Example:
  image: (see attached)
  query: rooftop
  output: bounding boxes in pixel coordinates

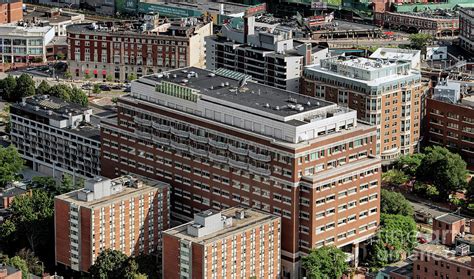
[163,207,279,244]
[436,213,465,224]
[56,175,169,208]
[24,9,83,24]
[0,23,53,36]
[139,0,252,16]
[370,48,420,62]
[415,243,473,266]
[139,67,335,118]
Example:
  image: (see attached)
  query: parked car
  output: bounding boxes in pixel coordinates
[99,85,111,91]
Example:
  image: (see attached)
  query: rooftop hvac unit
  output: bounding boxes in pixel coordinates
[455,243,470,256]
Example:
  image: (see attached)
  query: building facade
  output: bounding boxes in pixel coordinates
[0,0,23,24]
[100,67,381,278]
[459,8,474,53]
[302,56,425,164]
[206,16,328,92]
[425,80,474,165]
[0,23,54,70]
[66,18,212,82]
[375,11,459,37]
[54,175,170,272]
[10,95,101,179]
[163,207,281,279]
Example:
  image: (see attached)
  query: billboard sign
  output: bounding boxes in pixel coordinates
[245,3,266,17]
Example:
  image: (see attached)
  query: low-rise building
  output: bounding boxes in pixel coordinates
[0,186,30,209]
[10,95,101,179]
[426,46,448,61]
[0,23,54,71]
[0,0,22,24]
[369,48,421,70]
[425,80,474,165]
[24,7,85,36]
[66,17,212,82]
[54,175,170,272]
[163,207,281,279]
[459,8,474,53]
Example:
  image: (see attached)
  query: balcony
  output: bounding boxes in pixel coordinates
[249,165,271,176]
[134,116,151,126]
[171,141,189,152]
[228,158,248,170]
[152,136,170,146]
[136,130,152,139]
[170,127,189,138]
[248,151,271,162]
[228,145,248,156]
[190,147,208,157]
[152,123,170,132]
[209,153,228,164]
[189,133,208,144]
[209,139,228,149]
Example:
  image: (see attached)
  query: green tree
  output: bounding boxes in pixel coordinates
[369,214,417,268]
[93,84,102,95]
[128,73,137,81]
[6,256,28,279]
[30,176,56,194]
[381,189,414,216]
[135,254,158,279]
[84,73,91,80]
[382,169,409,186]
[0,146,24,187]
[35,80,51,96]
[302,246,349,279]
[0,219,18,254]
[64,71,72,80]
[48,84,72,101]
[413,181,440,200]
[0,75,17,101]
[59,174,74,194]
[106,75,114,82]
[416,146,468,201]
[14,74,36,101]
[395,153,425,177]
[8,190,54,254]
[56,52,65,60]
[70,87,88,106]
[408,33,433,54]
[89,249,128,279]
[16,249,43,276]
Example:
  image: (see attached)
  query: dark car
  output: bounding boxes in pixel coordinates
[99,85,111,91]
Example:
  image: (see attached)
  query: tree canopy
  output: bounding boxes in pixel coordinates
[302,246,349,279]
[408,33,433,52]
[382,169,409,186]
[0,145,24,187]
[369,214,417,268]
[47,84,88,106]
[15,74,36,100]
[416,146,468,201]
[89,249,143,279]
[380,189,414,216]
[0,75,17,101]
[395,153,425,177]
[35,80,51,96]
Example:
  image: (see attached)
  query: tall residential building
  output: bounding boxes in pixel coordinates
[426,80,474,165]
[205,16,329,92]
[54,175,170,272]
[302,56,426,164]
[163,207,281,279]
[100,67,381,278]
[459,8,474,53]
[10,95,101,179]
[0,0,23,24]
[66,17,212,82]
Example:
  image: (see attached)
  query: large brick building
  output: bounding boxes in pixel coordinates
[163,207,281,279]
[302,56,426,164]
[459,8,474,53]
[0,0,22,25]
[425,80,474,166]
[100,67,381,278]
[66,17,212,82]
[54,175,170,272]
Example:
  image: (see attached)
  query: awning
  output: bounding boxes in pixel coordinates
[93,69,98,75]
[102,70,107,75]
[384,31,394,36]
[84,69,90,74]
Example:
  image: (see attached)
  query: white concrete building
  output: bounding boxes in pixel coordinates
[370,47,421,70]
[10,95,101,180]
[426,46,448,61]
[0,23,54,65]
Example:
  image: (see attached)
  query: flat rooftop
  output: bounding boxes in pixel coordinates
[415,243,472,266]
[140,67,334,118]
[24,11,74,24]
[0,24,53,36]
[436,213,465,224]
[370,48,420,61]
[141,0,251,15]
[56,176,169,208]
[164,207,279,244]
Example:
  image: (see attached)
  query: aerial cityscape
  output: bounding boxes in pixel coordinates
[0,0,472,278]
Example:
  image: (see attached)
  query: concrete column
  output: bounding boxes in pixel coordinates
[352,242,359,267]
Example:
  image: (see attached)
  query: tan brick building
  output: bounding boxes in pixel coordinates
[100,67,381,278]
[302,56,426,165]
[0,0,22,25]
[163,207,281,279]
[54,175,170,272]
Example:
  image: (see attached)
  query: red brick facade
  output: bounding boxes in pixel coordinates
[0,0,22,24]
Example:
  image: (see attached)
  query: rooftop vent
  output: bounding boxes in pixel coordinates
[47,110,53,115]
[225,82,230,87]
[220,83,225,87]
[235,210,245,220]
[265,103,270,108]
[34,106,39,111]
